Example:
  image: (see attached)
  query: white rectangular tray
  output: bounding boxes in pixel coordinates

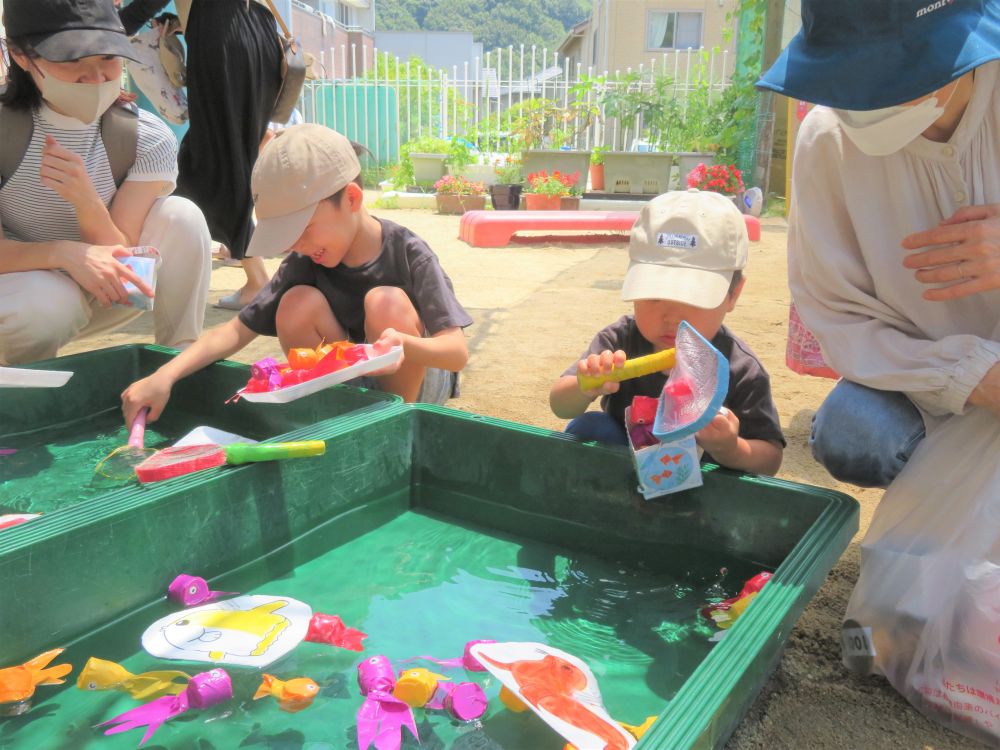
[0,366,73,388]
[239,345,403,404]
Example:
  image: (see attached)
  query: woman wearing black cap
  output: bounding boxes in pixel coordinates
[0,0,212,365]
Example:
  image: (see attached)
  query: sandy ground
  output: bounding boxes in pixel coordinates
[63,202,984,750]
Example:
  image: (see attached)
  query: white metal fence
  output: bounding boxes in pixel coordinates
[296,44,732,165]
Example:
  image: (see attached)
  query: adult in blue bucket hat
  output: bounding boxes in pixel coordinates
[761,3,1000,743]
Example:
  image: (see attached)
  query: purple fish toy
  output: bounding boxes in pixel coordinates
[426,680,488,721]
[100,668,232,747]
[406,639,495,672]
[356,656,418,750]
[166,574,236,607]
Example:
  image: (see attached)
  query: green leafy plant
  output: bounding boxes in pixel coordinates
[493,157,523,185]
[525,170,580,197]
[393,135,452,188]
[373,194,401,210]
[433,175,487,196]
[590,146,608,166]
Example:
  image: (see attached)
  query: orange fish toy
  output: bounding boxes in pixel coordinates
[471,642,636,750]
[0,649,73,715]
[253,674,320,713]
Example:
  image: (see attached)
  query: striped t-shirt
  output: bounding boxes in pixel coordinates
[0,102,178,243]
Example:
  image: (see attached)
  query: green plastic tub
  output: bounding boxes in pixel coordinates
[0,405,857,749]
[0,344,400,520]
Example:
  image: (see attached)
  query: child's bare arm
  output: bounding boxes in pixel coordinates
[373,326,468,372]
[549,350,627,419]
[121,317,258,425]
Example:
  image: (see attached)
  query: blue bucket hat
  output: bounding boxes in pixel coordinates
[757,0,1000,110]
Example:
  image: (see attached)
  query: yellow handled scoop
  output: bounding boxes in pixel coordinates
[577,348,676,391]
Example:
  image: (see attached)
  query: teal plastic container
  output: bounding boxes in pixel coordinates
[0,404,857,749]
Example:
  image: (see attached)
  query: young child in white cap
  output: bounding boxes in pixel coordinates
[123,124,471,425]
[549,189,784,475]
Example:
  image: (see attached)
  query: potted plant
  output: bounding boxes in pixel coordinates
[523,170,580,211]
[433,175,487,215]
[514,98,597,183]
[685,162,745,205]
[490,157,523,210]
[397,135,452,191]
[589,147,607,192]
[444,139,498,187]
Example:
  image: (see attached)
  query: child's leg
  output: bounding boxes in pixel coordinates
[275,285,348,352]
[363,286,424,402]
[565,411,629,446]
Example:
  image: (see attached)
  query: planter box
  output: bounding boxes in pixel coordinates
[490,184,522,210]
[674,151,717,189]
[435,193,487,215]
[447,163,498,187]
[604,151,675,195]
[410,152,449,186]
[560,196,581,210]
[521,149,590,183]
[523,193,563,210]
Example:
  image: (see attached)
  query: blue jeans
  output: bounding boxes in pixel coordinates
[565,411,629,446]
[811,381,926,488]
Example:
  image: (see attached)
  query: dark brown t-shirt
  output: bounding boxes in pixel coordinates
[563,316,786,449]
[239,218,473,340]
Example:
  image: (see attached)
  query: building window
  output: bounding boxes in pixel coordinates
[335,1,352,26]
[646,11,702,50]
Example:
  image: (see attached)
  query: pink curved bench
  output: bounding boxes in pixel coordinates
[459,210,761,248]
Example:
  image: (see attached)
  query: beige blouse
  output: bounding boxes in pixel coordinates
[788,61,1000,424]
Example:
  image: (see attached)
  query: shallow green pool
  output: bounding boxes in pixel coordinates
[0,509,762,749]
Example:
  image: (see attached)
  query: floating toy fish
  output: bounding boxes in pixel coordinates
[0,513,40,531]
[143,594,366,668]
[564,715,658,749]
[0,649,73,713]
[167,574,236,607]
[0,448,17,456]
[701,571,771,630]
[77,658,189,701]
[406,639,495,672]
[253,673,319,713]
[393,668,487,722]
[471,642,635,750]
[627,396,659,448]
[241,342,368,394]
[357,655,418,750]
[100,668,232,747]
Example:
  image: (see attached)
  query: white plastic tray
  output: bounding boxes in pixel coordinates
[0,366,73,388]
[239,345,403,404]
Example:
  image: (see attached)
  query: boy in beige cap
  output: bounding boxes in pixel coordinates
[549,189,784,475]
[122,125,471,423]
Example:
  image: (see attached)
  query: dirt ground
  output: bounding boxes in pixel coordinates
[63,202,984,750]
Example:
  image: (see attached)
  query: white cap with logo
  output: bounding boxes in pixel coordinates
[246,124,362,258]
[621,189,749,308]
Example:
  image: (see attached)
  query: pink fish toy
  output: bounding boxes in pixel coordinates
[166,574,236,607]
[356,656,418,750]
[428,680,488,721]
[406,639,496,672]
[627,396,659,449]
[307,613,367,652]
[100,668,232,747]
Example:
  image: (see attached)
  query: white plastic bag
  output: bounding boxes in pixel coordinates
[843,405,1000,745]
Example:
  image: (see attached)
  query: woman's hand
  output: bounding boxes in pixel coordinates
[902,204,1000,300]
[59,243,154,307]
[40,135,105,214]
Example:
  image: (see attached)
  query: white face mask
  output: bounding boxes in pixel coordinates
[833,82,959,157]
[37,75,121,125]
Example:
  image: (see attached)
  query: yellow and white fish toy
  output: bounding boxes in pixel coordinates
[253,674,320,713]
[76,657,190,701]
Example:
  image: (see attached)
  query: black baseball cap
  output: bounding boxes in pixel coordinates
[3,0,139,63]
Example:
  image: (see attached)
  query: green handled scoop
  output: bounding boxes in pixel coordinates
[135,441,325,483]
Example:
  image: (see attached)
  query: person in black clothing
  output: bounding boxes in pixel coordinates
[172,0,283,309]
[550,190,785,475]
